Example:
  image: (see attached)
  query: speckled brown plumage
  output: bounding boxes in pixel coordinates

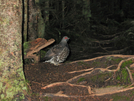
[42,36,70,66]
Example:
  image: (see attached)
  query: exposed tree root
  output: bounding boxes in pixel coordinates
[70,54,134,64]
[66,68,110,83]
[104,77,111,82]
[41,82,88,89]
[67,56,134,83]
[40,55,134,99]
[115,57,134,71]
[106,65,116,69]
[91,87,134,96]
[125,66,134,83]
[67,68,94,74]
[41,82,93,95]
[126,83,134,88]
[130,63,134,68]
[40,87,134,98]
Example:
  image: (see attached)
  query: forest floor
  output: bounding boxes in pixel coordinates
[24,55,134,101]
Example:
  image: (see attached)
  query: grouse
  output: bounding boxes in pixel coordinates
[42,36,70,66]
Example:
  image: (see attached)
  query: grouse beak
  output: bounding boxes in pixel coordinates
[67,37,70,41]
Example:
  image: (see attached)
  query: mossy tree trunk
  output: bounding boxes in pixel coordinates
[0,0,27,100]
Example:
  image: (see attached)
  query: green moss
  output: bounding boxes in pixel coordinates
[116,75,121,80]
[40,50,46,58]
[1,94,4,99]
[130,90,134,96]
[77,77,85,83]
[0,67,28,100]
[98,73,112,82]
[121,69,128,79]
[106,56,113,61]
[77,61,89,66]
[112,95,122,101]
[44,96,49,101]
[128,78,131,83]
[31,92,39,97]
[121,68,130,83]
[112,94,130,101]
[90,72,112,84]
[23,42,30,55]
[25,79,30,83]
[90,75,97,82]
[121,60,133,68]
[41,96,52,101]
[78,61,84,65]
[92,61,100,66]
[113,58,123,63]
[0,18,10,26]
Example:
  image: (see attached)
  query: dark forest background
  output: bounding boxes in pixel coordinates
[24,0,134,62]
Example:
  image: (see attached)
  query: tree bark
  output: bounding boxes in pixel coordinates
[28,0,38,41]
[62,0,65,29]
[24,0,28,41]
[83,0,91,22]
[0,0,27,100]
[45,0,49,23]
[35,0,45,38]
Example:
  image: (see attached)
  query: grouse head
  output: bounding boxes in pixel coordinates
[60,36,69,45]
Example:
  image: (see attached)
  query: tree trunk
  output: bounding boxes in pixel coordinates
[28,0,38,41]
[35,0,45,38]
[83,0,91,22]
[45,0,49,24]
[24,0,28,41]
[0,0,27,100]
[62,0,65,29]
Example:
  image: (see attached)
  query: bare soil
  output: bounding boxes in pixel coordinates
[24,55,134,101]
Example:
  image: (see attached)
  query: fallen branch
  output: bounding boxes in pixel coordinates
[24,38,55,62]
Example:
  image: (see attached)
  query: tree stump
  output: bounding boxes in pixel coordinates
[24,38,55,62]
